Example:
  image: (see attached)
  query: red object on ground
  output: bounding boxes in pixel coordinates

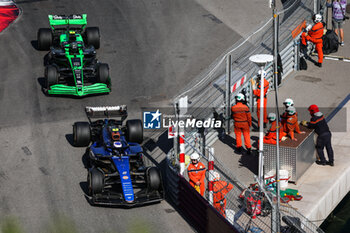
[246,195,261,219]
[0,5,19,32]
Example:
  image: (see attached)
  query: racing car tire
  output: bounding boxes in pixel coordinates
[73,122,91,147]
[37,28,52,51]
[97,63,109,84]
[146,167,161,191]
[88,168,104,195]
[126,120,143,144]
[86,27,100,49]
[45,65,58,88]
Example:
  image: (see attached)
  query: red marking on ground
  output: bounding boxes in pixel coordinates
[0,5,19,32]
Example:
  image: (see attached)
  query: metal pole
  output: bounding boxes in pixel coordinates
[258,66,265,186]
[176,101,185,175]
[174,103,178,161]
[179,127,185,175]
[325,1,329,29]
[208,147,214,205]
[314,0,319,14]
[225,55,232,134]
[294,40,300,71]
[249,80,253,113]
[200,124,206,158]
[273,5,281,233]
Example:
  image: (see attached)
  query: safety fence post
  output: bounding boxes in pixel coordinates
[314,0,320,14]
[173,103,178,163]
[273,10,281,233]
[294,39,300,71]
[225,54,232,134]
[179,128,185,175]
[208,147,214,205]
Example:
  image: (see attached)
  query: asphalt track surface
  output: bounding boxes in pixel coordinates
[0,0,242,232]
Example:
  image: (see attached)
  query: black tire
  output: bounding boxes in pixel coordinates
[88,168,104,195]
[45,65,58,88]
[126,120,143,144]
[73,122,91,147]
[86,27,100,49]
[97,63,109,84]
[146,167,161,191]
[37,28,52,51]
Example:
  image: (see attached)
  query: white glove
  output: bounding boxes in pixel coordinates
[306,24,312,31]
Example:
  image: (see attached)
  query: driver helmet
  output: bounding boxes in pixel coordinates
[71,42,78,52]
[110,127,121,141]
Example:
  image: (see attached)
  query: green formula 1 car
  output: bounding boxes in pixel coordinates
[37,14,111,97]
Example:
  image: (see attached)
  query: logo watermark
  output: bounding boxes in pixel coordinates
[143,110,162,129]
[143,109,222,130]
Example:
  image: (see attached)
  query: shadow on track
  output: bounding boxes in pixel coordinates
[65,133,74,146]
[79,181,89,196]
[31,40,39,50]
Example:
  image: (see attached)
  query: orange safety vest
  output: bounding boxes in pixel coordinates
[265,121,285,139]
[213,180,234,217]
[253,78,269,99]
[286,114,301,140]
[187,162,206,195]
[231,102,252,127]
[308,22,324,40]
[281,112,288,124]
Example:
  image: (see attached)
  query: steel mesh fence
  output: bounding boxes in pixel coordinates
[167,132,324,233]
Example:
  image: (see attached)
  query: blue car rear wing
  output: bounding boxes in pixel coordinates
[85,105,128,123]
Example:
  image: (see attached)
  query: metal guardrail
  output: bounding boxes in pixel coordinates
[173,0,317,145]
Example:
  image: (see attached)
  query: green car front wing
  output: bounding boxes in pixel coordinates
[47,83,111,96]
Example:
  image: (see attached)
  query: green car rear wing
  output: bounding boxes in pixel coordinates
[48,14,87,30]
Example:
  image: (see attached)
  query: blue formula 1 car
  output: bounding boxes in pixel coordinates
[72,106,164,207]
